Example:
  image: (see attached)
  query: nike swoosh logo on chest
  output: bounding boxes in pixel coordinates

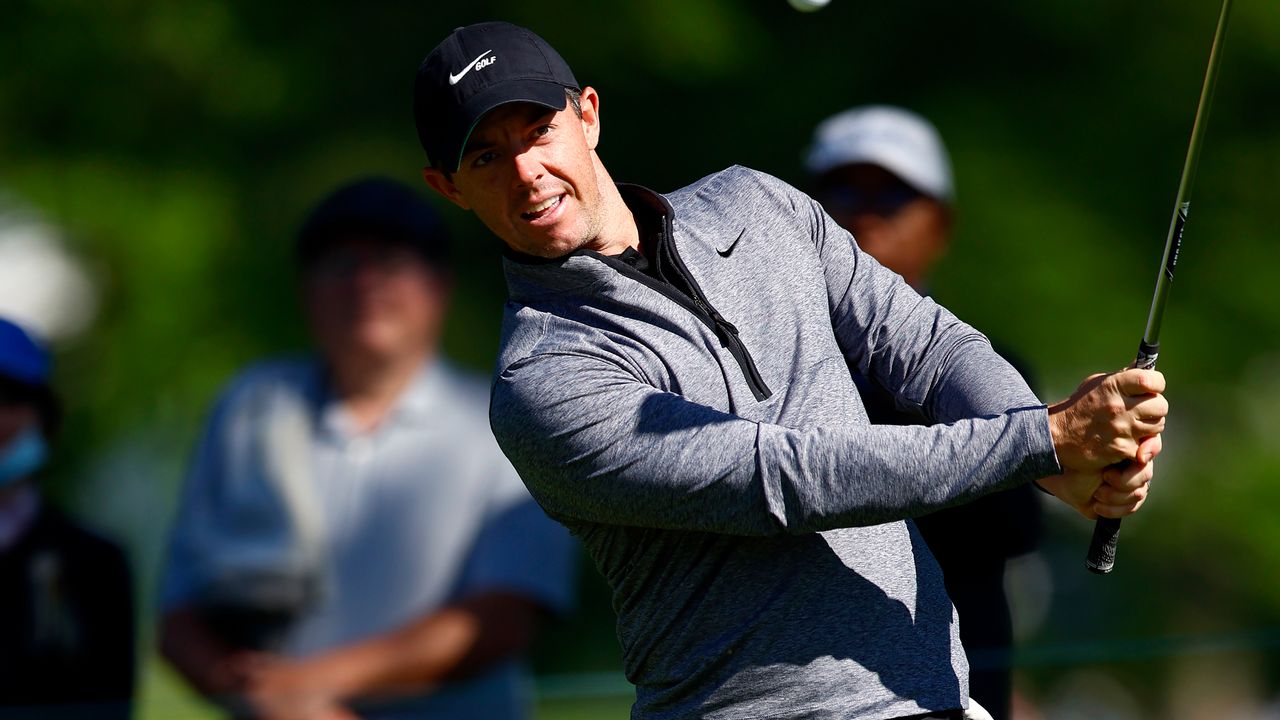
[716,228,748,257]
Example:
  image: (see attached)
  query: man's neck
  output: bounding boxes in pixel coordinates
[328,349,431,433]
[583,156,641,256]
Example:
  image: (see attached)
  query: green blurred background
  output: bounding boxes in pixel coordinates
[3,0,1279,718]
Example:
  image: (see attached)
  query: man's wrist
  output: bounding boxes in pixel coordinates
[304,650,365,703]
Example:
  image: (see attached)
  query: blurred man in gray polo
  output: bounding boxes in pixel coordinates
[807,106,1042,720]
[159,178,576,720]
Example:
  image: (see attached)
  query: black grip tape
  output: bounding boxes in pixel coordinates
[1086,516,1122,574]
[1134,340,1160,370]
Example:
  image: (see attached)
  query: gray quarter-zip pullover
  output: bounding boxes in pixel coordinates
[490,166,1060,719]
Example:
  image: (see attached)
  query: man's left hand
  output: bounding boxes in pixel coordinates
[1038,434,1159,519]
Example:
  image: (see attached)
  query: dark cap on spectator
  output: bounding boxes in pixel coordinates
[414,22,579,173]
[295,177,451,271]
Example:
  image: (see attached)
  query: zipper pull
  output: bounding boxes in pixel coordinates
[715,316,740,336]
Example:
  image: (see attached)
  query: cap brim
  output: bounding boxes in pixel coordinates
[448,80,570,172]
[811,145,951,202]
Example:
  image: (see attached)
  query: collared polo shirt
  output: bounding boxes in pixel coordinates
[162,357,576,719]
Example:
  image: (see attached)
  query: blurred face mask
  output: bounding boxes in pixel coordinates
[0,426,47,487]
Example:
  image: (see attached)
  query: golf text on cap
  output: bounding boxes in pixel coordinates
[449,50,497,85]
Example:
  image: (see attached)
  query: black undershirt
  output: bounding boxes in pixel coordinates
[611,188,663,279]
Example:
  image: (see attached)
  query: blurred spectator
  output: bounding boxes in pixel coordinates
[158,177,577,720]
[0,318,135,720]
[805,106,1043,720]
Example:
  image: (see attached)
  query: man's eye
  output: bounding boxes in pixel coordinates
[532,125,552,138]
[473,151,497,168]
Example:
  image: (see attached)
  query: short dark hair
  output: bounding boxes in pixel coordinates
[565,87,582,118]
[295,177,451,272]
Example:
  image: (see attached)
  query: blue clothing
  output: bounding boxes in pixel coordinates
[162,357,577,719]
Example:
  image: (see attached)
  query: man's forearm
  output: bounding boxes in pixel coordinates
[310,591,545,703]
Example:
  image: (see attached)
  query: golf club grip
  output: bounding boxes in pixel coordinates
[1085,340,1160,575]
[1086,517,1121,574]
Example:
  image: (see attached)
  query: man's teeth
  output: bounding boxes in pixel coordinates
[525,196,561,217]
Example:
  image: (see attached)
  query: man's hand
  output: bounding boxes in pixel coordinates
[1041,369,1168,519]
[243,655,359,720]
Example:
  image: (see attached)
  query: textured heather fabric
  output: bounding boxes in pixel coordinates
[490,166,1061,719]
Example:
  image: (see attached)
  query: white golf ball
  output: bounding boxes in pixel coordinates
[788,0,830,12]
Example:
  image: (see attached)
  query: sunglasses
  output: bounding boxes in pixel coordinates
[308,245,426,280]
[817,180,923,219]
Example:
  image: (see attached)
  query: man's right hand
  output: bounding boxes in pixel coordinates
[1040,369,1168,518]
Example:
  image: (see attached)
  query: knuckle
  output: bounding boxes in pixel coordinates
[1108,396,1128,416]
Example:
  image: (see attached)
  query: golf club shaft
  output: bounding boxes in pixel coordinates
[1086,0,1234,574]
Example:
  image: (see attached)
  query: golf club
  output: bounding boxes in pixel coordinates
[1086,0,1234,574]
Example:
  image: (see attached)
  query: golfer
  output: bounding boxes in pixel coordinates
[414,22,1167,720]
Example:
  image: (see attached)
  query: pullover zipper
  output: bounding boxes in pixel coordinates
[591,209,773,402]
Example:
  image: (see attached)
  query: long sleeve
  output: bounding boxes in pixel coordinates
[490,343,1058,536]
[803,188,1043,424]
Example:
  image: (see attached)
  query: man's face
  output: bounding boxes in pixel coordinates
[302,236,448,366]
[816,163,951,289]
[423,88,607,258]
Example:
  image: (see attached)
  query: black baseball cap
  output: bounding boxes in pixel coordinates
[414,22,579,173]
[295,177,451,271]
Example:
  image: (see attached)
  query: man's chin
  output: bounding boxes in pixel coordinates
[515,233,589,260]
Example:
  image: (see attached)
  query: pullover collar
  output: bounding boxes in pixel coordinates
[502,184,671,303]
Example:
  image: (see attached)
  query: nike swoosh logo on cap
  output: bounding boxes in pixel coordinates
[449,50,494,85]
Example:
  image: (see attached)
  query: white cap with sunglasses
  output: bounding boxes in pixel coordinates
[804,105,954,203]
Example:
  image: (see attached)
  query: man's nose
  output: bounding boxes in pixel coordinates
[512,147,544,186]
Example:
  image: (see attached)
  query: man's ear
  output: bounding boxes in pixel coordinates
[580,86,601,152]
[422,167,471,210]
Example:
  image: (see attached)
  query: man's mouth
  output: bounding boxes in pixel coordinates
[520,195,563,221]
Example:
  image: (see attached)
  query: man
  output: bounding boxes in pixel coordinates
[0,317,134,720]
[416,22,1166,720]
[806,105,1043,720]
[159,178,577,720]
